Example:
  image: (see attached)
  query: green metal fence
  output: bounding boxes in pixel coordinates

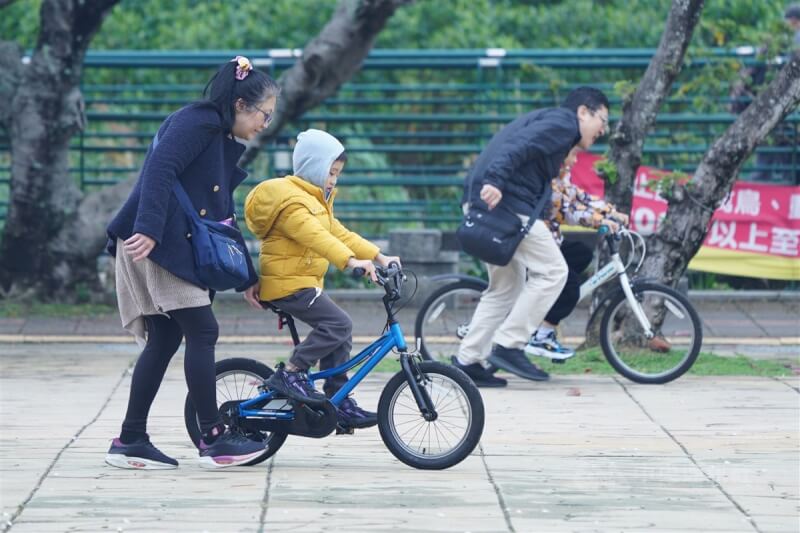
[0,48,797,236]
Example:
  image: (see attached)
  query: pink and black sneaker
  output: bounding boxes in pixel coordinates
[105,435,178,470]
[198,426,266,469]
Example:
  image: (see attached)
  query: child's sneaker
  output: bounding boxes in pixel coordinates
[105,436,178,470]
[337,396,378,429]
[525,331,576,361]
[198,428,266,469]
[265,363,328,405]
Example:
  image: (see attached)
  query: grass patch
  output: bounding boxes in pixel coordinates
[427,347,798,378]
[0,302,116,318]
[537,348,798,378]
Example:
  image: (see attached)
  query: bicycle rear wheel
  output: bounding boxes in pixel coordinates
[378,361,484,470]
[415,280,486,361]
[600,282,702,384]
[184,358,288,466]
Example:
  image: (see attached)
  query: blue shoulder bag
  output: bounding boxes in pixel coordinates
[153,131,250,291]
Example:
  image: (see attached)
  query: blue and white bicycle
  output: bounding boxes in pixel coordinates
[184,264,484,470]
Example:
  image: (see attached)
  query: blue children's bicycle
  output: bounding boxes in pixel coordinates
[183,264,485,470]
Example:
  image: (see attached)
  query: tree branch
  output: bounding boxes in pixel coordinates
[239,0,413,167]
[0,41,22,129]
[606,0,704,212]
[640,49,800,283]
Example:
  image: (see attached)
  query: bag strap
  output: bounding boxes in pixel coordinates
[152,129,201,223]
[519,186,550,234]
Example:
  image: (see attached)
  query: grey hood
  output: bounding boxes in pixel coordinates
[292,129,345,192]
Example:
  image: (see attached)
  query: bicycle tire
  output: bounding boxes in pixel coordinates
[184,357,288,466]
[600,282,703,384]
[378,361,484,470]
[415,280,487,361]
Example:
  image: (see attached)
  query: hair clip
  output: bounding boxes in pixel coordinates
[231,55,252,80]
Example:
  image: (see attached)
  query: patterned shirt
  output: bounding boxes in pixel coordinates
[547,169,628,244]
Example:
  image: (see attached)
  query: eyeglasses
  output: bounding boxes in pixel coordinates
[252,104,273,126]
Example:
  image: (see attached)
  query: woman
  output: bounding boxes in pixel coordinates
[105,56,279,469]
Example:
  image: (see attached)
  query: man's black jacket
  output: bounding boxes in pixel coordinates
[462,107,581,218]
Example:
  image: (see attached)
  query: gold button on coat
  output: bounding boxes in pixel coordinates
[199,209,207,216]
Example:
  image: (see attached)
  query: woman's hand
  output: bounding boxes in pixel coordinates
[243,283,262,310]
[124,233,156,262]
[375,253,401,268]
[347,257,378,282]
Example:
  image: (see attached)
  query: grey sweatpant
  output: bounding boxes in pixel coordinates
[268,288,351,396]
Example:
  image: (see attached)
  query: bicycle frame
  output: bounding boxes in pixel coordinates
[577,230,655,338]
[237,265,427,422]
[236,323,408,421]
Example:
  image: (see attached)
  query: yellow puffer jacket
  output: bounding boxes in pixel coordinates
[244,175,380,301]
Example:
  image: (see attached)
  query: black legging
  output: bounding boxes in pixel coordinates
[120,305,221,442]
[544,240,594,325]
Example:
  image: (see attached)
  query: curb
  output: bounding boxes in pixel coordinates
[1,334,798,346]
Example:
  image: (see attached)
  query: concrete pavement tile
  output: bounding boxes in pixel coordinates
[18,318,80,335]
[0,318,25,334]
[3,344,799,532]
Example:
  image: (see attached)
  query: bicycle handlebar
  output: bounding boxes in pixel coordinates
[351,263,405,299]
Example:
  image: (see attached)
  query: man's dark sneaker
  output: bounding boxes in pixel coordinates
[337,396,378,429]
[198,427,266,469]
[265,363,327,405]
[450,356,507,388]
[488,344,550,381]
[525,331,576,361]
[105,435,178,470]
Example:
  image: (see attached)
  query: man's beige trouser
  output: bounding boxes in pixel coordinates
[458,218,568,364]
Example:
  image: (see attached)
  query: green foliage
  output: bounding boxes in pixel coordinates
[2,0,791,52]
[613,79,637,106]
[593,155,618,185]
[642,169,690,200]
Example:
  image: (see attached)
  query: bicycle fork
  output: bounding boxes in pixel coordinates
[399,353,438,421]
[614,257,655,339]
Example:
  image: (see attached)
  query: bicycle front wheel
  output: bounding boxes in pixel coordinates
[378,362,484,470]
[600,282,703,384]
[414,280,486,361]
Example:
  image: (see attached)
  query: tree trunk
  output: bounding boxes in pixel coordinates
[640,49,800,284]
[605,0,704,212]
[584,0,703,346]
[239,0,414,167]
[0,0,120,300]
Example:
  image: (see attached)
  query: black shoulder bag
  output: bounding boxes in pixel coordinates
[456,183,549,267]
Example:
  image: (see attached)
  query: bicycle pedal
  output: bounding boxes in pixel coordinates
[335,424,354,435]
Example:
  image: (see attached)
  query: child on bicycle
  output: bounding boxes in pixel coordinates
[527,148,629,359]
[244,128,400,429]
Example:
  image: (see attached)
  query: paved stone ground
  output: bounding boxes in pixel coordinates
[1,343,798,532]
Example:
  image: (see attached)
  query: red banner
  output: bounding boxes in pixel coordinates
[570,153,800,280]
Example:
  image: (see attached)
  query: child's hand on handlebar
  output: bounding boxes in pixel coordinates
[347,257,378,282]
[375,253,401,268]
[599,220,621,233]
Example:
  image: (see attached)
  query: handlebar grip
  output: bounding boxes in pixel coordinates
[352,267,366,278]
